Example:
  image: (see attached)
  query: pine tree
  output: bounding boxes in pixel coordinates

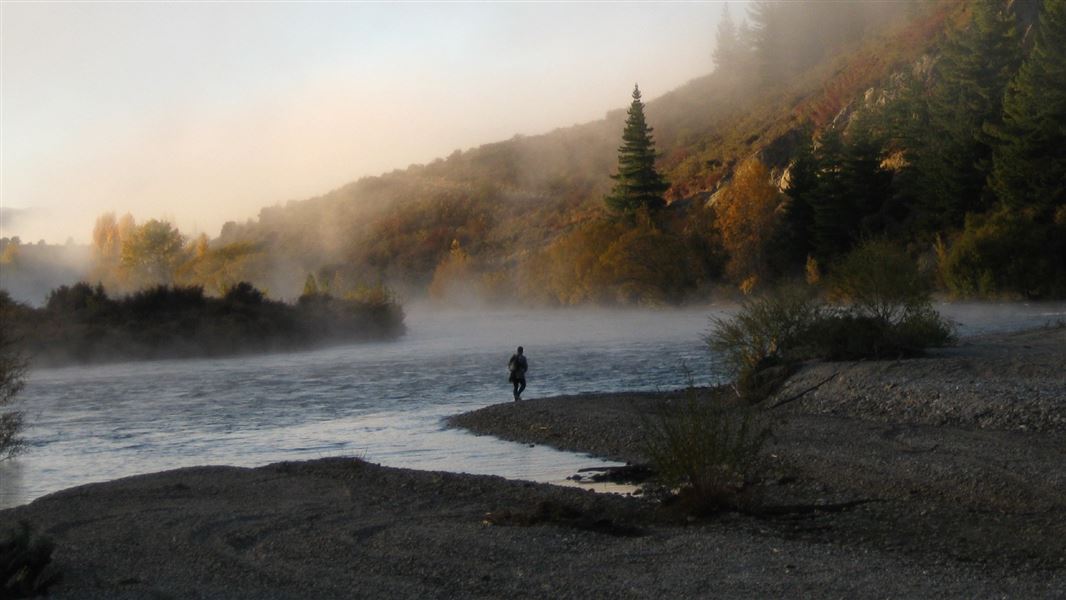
[990,0,1066,219]
[713,4,740,71]
[776,131,820,267]
[810,120,892,263]
[605,85,669,215]
[906,1,1021,229]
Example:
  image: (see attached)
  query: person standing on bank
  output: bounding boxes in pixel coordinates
[508,346,528,401]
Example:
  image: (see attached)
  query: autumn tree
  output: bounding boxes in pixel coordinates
[605,85,669,215]
[91,212,123,285]
[428,239,474,302]
[121,219,185,287]
[715,158,783,291]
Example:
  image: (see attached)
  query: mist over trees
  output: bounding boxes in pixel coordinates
[4,0,1065,306]
[0,281,404,367]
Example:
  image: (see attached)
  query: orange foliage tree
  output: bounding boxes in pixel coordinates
[714,158,783,292]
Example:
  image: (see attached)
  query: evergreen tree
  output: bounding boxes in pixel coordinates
[775,130,820,268]
[713,4,741,71]
[905,1,1021,229]
[605,85,669,215]
[810,120,893,263]
[990,0,1066,219]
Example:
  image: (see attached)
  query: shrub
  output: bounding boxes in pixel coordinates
[710,242,954,399]
[643,391,769,515]
[828,239,930,323]
[0,522,60,598]
[708,284,822,399]
[939,211,1066,299]
[223,281,264,305]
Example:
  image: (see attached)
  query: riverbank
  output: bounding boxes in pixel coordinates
[451,326,1066,573]
[2,327,1065,597]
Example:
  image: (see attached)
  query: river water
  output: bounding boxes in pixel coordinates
[1,302,1064,509]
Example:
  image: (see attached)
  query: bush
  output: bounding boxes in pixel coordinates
[643,391,769,515]
[708,284,822,399]
[828,239,930,323]
[0,522,60,598]
[939,211,1066,299]
[710,242,954,400]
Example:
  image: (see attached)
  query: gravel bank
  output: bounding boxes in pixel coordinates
[3,458,1063,599]
[773,325,1066,432]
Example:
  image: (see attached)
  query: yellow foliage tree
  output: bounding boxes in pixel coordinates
[120,219,185,288]
[715,158,783,289]
[428,239,474,302]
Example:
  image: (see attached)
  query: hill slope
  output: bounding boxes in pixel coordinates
[59,0,1065,304]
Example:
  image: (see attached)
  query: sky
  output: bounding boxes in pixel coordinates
[1,1,737,244]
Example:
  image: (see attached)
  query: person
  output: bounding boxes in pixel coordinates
[507,346,528,401]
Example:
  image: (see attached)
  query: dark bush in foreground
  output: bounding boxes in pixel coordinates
[0,521,60,598]
[643,390,769,515]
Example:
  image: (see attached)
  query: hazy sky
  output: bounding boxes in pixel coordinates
[1,2,737,244]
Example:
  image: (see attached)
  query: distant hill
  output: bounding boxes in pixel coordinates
[13,0,1064,305]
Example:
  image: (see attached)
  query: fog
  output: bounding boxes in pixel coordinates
[1,2,734,244]
[6,301,1066,507]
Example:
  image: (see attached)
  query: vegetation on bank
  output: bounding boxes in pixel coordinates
[643,387,769,515]
[643,240,955,514]
[0,522,60,598]
[0,318,27,461]
[711,240,955,401]
[0,282,405,367]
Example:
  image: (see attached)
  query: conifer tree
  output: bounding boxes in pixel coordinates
[990,0,1066,219]
[906,1,1021,228]
[810,120,892,262]
[605,85,669,215]
[775,132,820,268]
[713,4,741,71]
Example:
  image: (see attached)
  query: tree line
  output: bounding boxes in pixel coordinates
[0,282,404,367]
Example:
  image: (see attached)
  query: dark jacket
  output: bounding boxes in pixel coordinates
[508,354,528,382]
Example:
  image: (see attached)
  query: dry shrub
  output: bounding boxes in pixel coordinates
[644,391,769,515]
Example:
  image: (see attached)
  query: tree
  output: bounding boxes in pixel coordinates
[990,0,1066,220]
[773,129,819,271]
[120,219,185,287]
[428,239,474,302]
[605,85,669,215]
[713,4,741,71]
[303,274,320,297]
[715,158,783,291]
[91,212,123,285]
[810,120,892,263]
[905,0,1022,229]
[0,294,27,461]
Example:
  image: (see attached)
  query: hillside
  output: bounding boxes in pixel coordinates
[14,0,1062,306]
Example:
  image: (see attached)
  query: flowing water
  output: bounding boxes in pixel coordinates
[1,302,1063,509]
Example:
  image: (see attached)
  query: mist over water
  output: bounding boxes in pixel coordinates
[2,303,1064,509]
[0,307,721,508]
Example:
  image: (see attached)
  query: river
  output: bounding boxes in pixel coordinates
[1,302,1063,508]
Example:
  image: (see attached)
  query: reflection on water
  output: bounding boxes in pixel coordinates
[0,303,1061,509]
